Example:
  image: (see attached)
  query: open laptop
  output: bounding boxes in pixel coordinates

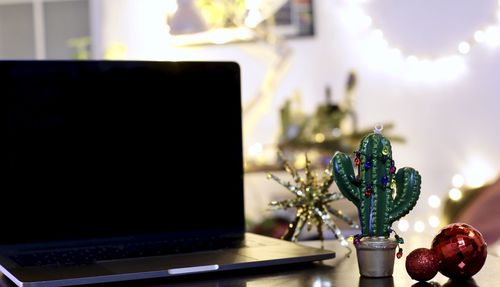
[3,61,335,287]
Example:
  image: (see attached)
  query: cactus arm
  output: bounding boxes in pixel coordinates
[332,152,360,206]
[389,167,421,224]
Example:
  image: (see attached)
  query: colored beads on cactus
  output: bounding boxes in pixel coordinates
[390,165,396,174]
[331,132,421,237]
[382,146,389,155]
[364,159,372,170]
[382,175,389,186]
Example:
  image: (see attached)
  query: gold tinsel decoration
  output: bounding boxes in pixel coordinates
[268,153,358,250]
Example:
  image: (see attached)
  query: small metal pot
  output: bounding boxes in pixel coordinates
[356,236,397,277]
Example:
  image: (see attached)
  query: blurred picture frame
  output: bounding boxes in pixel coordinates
[273,0,315,38]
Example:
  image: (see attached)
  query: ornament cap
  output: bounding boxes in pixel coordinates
[373,124,384,134]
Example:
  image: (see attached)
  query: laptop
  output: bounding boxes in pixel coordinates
[3,60,335,287]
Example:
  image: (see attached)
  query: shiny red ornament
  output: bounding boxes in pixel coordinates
[431,223,487,279]
[405,248,440,282]
[355,157,361,166]
[396,248,403,259]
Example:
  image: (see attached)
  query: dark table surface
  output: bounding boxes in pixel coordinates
[1,234,498,287]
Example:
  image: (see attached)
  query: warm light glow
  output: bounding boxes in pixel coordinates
[398,220,410,232]
[390,48,402,58]
[458,41,471,54]
[248,142,263,157]
[406,55,418,64]
[362,15,373,28]
[340,5,373,30]
[246,0,263,10]
[485,26,500,46]
[313,277,332,287]
[371,29,384,40]
[414,221,425,233]
[428,215,440,228]
[449,188,463,201]
[340,1,500,81]
[165,0,178,15]
[171,27,254,46]
[405,55,466,82]
[474,30,486,43]
[462,157,496,188]
[314,133,326,143]
[428,195,441,208]
[245,10,262,28]
[294,154,307,169]
[452,174,465,188]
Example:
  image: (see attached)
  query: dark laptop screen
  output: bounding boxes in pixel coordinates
[4,61,244,244]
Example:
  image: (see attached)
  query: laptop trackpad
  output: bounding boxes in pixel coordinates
[99,251,257,274]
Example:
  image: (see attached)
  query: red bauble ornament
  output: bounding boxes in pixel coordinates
[405,248,440,282]
[431,223,487,279]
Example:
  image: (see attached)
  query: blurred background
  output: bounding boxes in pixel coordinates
[2,0,499,251]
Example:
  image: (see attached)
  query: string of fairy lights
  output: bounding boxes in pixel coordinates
[397,163,497,234]
[339,0,500,82]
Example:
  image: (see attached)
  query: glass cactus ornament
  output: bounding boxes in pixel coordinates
[331,126,421,238]
[331,126,421,277]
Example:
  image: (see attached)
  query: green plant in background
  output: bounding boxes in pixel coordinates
[196,0,246,28]
[67,37,91,60]
[331,129,421,237]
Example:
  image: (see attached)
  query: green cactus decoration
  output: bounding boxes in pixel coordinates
[332,130,421,237]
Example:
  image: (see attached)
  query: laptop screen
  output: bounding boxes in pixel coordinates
[4,61,244,244]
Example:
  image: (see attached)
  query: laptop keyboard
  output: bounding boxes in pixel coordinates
[12,237,250,267]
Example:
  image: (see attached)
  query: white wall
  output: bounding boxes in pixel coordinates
[98,0,500,233]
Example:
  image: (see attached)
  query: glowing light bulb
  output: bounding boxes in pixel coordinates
[474,31,486,43]
[398,220,409,232]
[414,221,425,233]
[362,15,373,28]
[428,195,441,208]
[452,174,465,188]
[428,215,440,228]
[245,10,262,28]
[248,143,263,157]
[406,55,418,65]
[390,48,402,58]
[246,0,262,9]
[463,157,496,188]
[458,41,471,54]
[371,29,384,40]
[165,0,178,15]
[485,26,500,46]
[314,133,326,143]
[449,188,463,201]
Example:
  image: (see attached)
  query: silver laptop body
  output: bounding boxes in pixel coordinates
[3,61,334,287]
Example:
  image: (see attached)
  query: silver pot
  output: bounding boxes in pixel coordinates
[356,236,397,277]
